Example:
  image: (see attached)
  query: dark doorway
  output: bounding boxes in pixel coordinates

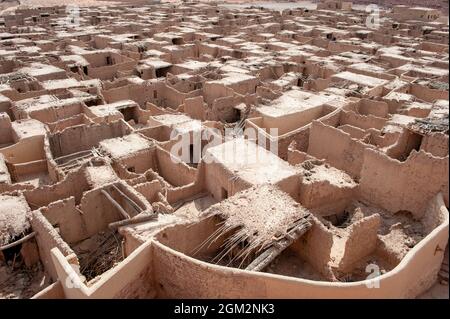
[220,187,228,200]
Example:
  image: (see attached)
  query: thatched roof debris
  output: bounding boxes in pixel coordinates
[196,184,312,269]
[0,195,31,246]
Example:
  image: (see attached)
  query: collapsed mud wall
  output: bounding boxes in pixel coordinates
[0,136,45,164]
[41,197,86,244]
[307,121,375,179]
[420,133,449,157]
[360,149,449,218]
[294,218,335,280]
[30,211,76,280]
[338,214,381,273]
[23,168,90,208]
[48,121,131,158]
[150,193,448,298]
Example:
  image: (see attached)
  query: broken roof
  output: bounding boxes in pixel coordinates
[201,184,312,266]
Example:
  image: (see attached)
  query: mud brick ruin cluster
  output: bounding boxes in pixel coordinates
[0,0,448,299]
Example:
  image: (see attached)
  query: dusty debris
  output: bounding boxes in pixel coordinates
[408,117,449,135]
[0,195,31,247]
[194,185,312,269]
[0,259,50,299]
[73,231,124,283]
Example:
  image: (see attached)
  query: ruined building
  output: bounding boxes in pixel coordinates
[0,1,448,299]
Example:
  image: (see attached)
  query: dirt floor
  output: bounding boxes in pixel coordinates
[0,262,50,299]
[325,201,426,264]
[173,194,217,219]
[72,231,124,284]
[265,248,326,281]
[16,172,52,188]
[334,253,394,282]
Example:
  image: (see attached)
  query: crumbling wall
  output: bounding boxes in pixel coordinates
[210,95,240,122]
[183,96,207,120]
[41,197,86,244]
[49,121,131,157]
[155,147,197,187]
[287,148,318,166]
[0,95,12,119]
[28,102,84,124]
[360,149,449,218]
[262,105,324,136]
[0,153,12,186]
[30,210,76,280]
[133,180,164,204]
[384,129,423,161]
[138,125,172,142]
[338,214,381,273]
[338,124,366,139]
[340,110,387,130]
[162,84,201,109]
[88,61,137,81]
[410,83,449,103]
[307,121,375,179]
[299,172,357,215]
[102,83,155,107]
[77,188,124,238]
[0,136,45,164]
[354,99,389,118]
[11,159,47,181]
[0,113,13,145]
[422,193,448,235]
[32,281,65,299]
[116,149,156,174]
[294,217,335,280]
[47,114,94,133]
[204,161,252,201]
[420,133,449,157]
[166,163,205,204]
[23,168,90,208]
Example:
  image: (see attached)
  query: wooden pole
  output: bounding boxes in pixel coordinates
[108,213,158,230]
[54,150,92,163]
[110,184,142,214]
[245,218,312,272]
[101,190,130,219]
[0,232,36,251]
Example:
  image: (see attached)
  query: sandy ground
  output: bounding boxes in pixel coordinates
[0,263,50,299]
[174,195,216,219]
